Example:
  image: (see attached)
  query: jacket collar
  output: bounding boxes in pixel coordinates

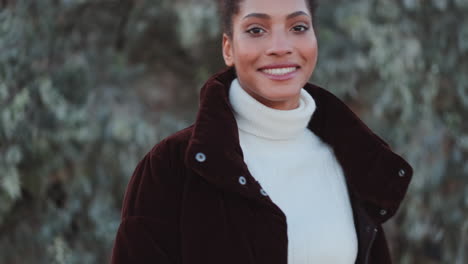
[184,67,413,224]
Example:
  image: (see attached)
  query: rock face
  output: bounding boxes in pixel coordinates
[0,0,466,263]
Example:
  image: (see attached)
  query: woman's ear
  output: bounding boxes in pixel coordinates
[222,33,234,67]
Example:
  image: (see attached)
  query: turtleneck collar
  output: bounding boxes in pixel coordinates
[228,78,316,140]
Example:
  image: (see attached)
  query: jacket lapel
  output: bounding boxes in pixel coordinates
[303,82,413,224]
[184,67,277,211]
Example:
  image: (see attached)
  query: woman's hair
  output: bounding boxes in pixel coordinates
[219,0,319,38]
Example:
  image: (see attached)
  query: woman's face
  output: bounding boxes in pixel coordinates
[222,0,318,110]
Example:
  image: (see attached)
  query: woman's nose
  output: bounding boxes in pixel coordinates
[265,31,293,56]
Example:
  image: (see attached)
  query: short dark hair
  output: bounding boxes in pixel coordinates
[219,0,318,38]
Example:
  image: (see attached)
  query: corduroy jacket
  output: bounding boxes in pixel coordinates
[110,67,413,264]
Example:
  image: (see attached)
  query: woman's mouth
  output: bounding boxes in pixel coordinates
[258,65,300,80]
[261,67,297,76]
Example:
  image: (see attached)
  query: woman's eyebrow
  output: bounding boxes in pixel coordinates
[286,11,310,20]
[243,13,270,20]
[243,11,310,20]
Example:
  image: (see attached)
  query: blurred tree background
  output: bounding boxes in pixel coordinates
[0,0,467,263]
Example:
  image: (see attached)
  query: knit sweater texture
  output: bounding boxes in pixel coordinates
[228,78,358,264]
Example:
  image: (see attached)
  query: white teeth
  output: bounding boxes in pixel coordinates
[262,67,297,75]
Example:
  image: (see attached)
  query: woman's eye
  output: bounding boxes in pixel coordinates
[292,25,309,32]
[246,27,266,35]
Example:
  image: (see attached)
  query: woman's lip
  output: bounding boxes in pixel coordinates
[259,67,299,81]
[258,64,300,70]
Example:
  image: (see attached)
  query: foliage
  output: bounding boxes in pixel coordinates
[0,1,167,263]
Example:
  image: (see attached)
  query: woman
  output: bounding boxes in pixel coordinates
[110,0,413,263]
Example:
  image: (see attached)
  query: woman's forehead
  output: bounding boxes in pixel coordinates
[236,0,311,17]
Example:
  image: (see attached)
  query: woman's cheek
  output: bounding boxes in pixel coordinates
[236,47,260,66]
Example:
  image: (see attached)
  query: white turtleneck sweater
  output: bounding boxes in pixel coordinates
[229,78,358,264]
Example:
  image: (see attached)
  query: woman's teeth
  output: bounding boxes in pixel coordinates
[261,67,297,75]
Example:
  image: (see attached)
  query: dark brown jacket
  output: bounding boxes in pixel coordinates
[110,67,413,264]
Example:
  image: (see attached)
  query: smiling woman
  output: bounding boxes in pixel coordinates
[110,0,414,264]
[222,0,318,110]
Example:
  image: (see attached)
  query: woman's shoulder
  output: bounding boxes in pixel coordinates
[147,124,195,160]
[121,124,195,218]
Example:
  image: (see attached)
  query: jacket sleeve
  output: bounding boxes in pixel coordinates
[110,139,183,264]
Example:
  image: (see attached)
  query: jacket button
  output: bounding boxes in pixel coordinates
[365,226,378,233]
[380,209,387,216]
[238,176,247,185]
[195,152,206,162]
[260,188,268,196]
[398,169,406,177]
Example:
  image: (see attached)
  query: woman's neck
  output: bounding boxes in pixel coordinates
[242,88,301,110]
[228,78,316,140]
